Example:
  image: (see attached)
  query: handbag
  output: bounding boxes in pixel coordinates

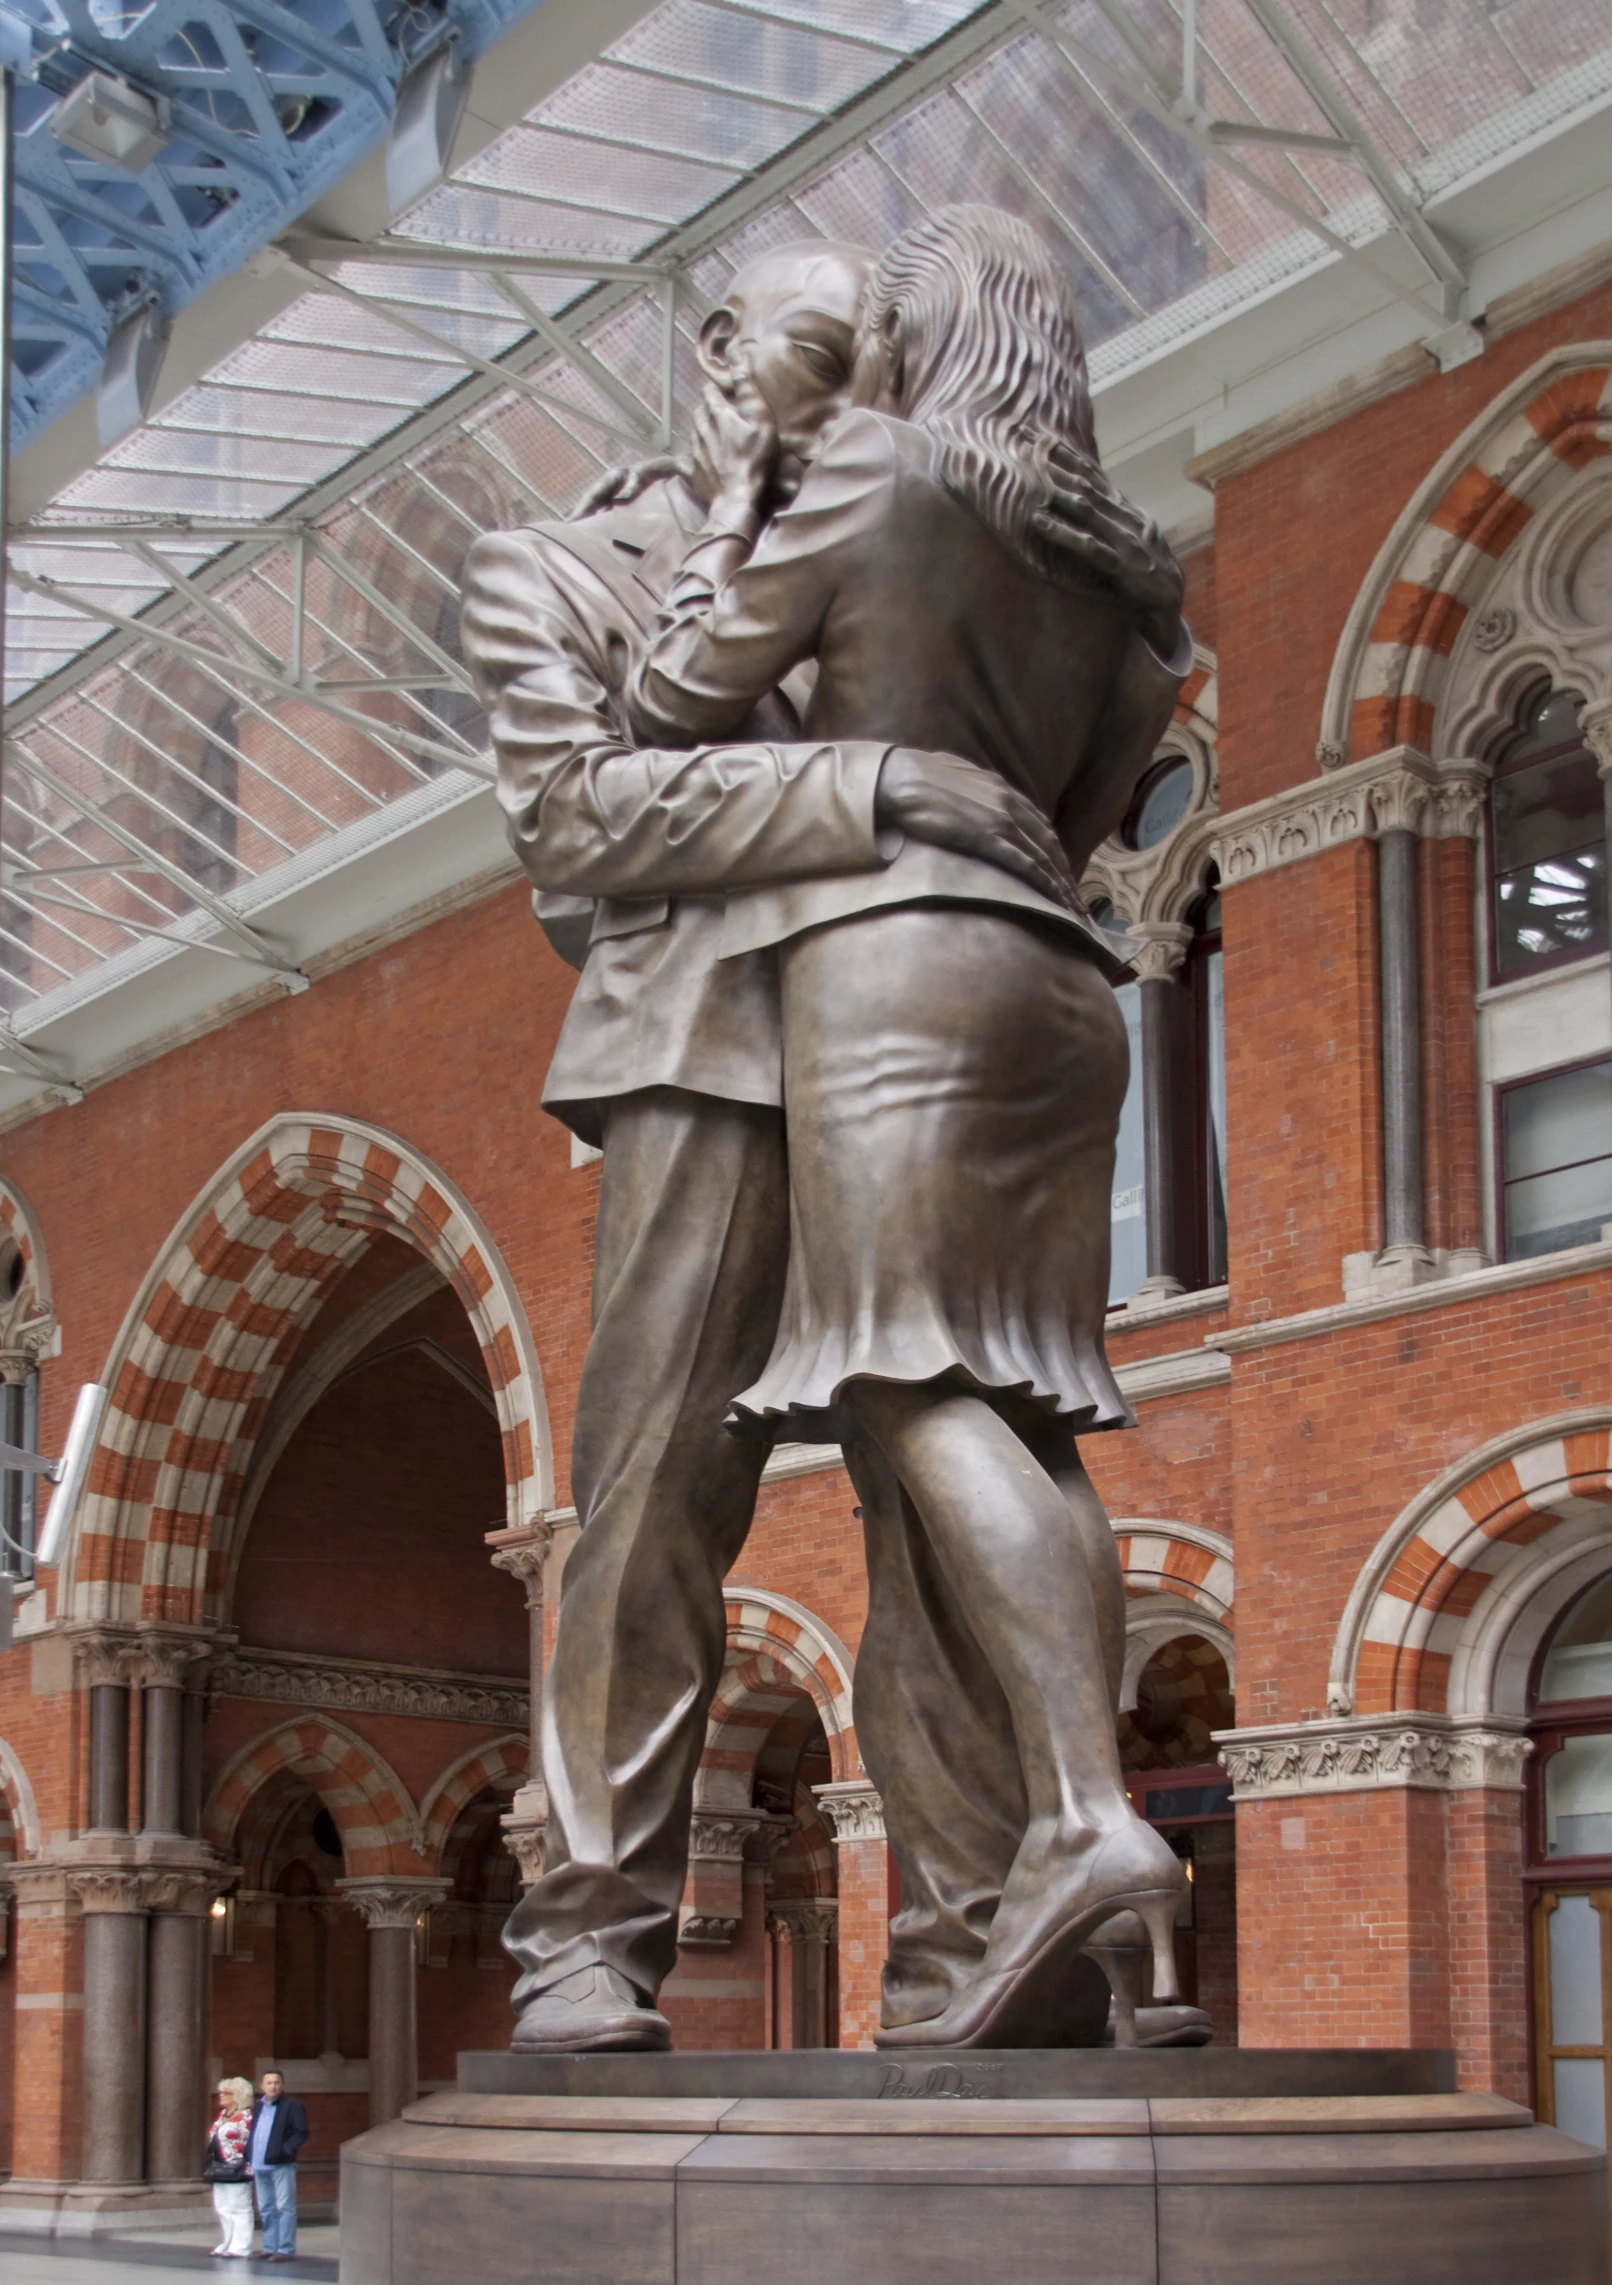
[205,2131,248,2184]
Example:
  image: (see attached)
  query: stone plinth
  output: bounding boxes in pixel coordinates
[338,2054,1608,2285]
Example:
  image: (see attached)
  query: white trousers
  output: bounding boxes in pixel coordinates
[212,2180,255,2255]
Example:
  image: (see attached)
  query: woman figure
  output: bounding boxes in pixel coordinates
[207,2077,256,2258]
[628,204,1190,2046]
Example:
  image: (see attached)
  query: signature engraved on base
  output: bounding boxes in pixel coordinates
[874,2060,1003,2100]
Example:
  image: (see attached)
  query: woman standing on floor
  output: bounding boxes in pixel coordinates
[629,203,1192,2047]
[206,2077,256,2259]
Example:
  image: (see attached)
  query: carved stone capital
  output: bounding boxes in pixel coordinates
[133,1627,218,1689]
[70,1630,141,1690]
[747,1817,798,1873]
[688,1814,764,1864]
[336,1876,451,1931]
[1367,767,1433,837]
[1429,760,1490,839]
[1581,700,1612,778]
[1215,1713,1531,1799]
[68,1869,151,1915]
[768,1897,839,1944]
[500,1815,546,1888]
[678,1913,742,1949]
[0,1278,55,1385]
[142,1868,229,1916]
[812,1780,885,1844]
[486,1522,554,1609]
[1126,921,1194,982]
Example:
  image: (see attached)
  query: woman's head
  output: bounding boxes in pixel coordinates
[852,204,1100,583]
[216,2076,254,2112]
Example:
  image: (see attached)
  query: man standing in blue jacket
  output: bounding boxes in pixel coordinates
[248,2069,309,2262]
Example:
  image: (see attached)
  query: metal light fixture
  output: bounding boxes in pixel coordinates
[97,302,168,445]
[52,69,169,172]
[385,43,469,216]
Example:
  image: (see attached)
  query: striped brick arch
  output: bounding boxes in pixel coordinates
[63,1114,550,1627]
[419,1733,529,1872]
[694,1589,858,1810]
[0,1734,39,1859]
[0,1176,51,1316]
[1334,1414,1612,1718]
[204,1716,423,1875]
[1320,346,1612,762]
[1114,1521,1234,1626]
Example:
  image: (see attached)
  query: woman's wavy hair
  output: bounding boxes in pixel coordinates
[861,203,1098,585]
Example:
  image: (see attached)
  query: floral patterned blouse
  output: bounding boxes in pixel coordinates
[210,2109,251,2173]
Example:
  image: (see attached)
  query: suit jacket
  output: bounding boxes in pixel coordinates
[249,2093,309,2166]
[629,409,1190,977]
[460,478,895,1143]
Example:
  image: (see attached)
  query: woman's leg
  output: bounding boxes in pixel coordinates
[1017,1415,1126,1716]
[223,2184,255,2256]
[845,1379,1181,2026]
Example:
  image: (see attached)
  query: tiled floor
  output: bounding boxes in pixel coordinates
[0,2225,339,2285]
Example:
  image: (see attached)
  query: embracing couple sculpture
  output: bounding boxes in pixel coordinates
[462,205,1198,2055]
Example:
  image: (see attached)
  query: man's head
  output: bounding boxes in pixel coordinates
[260,2071,283,2101]
[697,241,873,498]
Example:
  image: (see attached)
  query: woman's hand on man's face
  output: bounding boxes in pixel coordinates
[692,373,779,529]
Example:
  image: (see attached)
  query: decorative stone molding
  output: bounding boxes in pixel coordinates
[133,1628,219,1689]
[1210,748,1488,888]
[213,1645,528,1728]
[336,1876,451,1931]
[812,1780,885,1844]
[140,1868,226,1916]
[1472,605,1517,654]
[1215,1714,1531,1800]
[768,1898,839,1944]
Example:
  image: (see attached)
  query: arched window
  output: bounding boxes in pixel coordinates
[1101,881,1226,1306]
[1488,685,1606,983]
[1528,1576,1612,2149]
[1485,687,1612,1264]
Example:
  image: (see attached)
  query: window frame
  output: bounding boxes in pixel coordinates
[1492,1050,1612,1268]
[1483,691,1607,989]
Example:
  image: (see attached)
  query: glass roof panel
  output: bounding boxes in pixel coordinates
[7,0,1612,1038]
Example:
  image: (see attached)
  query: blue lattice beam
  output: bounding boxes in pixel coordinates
[3,0,550,449]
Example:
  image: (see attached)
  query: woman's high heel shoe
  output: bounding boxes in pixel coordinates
[874,1826,1184,2050]
[1085,1910,1150,2047]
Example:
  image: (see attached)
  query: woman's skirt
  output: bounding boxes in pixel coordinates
[733,904,1134,1442]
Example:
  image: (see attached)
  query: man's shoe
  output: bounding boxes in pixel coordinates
[512,1964,672,2053]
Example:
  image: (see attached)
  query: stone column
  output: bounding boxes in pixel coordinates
[679,1814,765,1950]
[768,1899,839,2049]
[1369,768,1433,1277]
[77,1636,136,1834]
[137,1638,204,1837]
[338,1879,449,2126]
[813,1780,886,2051]
[1129,924,1195,1301]
[72,1871,150,2183]
[487,1523,552,1886]
[144,1871,219,2187]
[1582,702,1612,1038]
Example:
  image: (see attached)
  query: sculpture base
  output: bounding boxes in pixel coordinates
[339,2053,1607,2285]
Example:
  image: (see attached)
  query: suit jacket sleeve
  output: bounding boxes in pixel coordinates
[285,2097,309,2158]
[627,410,890,746]
[461,523,890,906]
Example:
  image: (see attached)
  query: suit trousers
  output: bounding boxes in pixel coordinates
[504,1086,789,2005]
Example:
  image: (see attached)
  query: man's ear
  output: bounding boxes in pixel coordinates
[697,303,739,390]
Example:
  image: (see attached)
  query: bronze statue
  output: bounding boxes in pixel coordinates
[461,238,1084,2054]
[627,206,1192,2046]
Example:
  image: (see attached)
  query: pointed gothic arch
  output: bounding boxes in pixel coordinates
[204,1714,423,1876]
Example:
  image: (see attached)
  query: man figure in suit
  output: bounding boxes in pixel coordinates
[462,240,1084,2053]
[248,2068,308,2261]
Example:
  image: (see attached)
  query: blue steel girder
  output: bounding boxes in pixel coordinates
[5,0,547,450]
